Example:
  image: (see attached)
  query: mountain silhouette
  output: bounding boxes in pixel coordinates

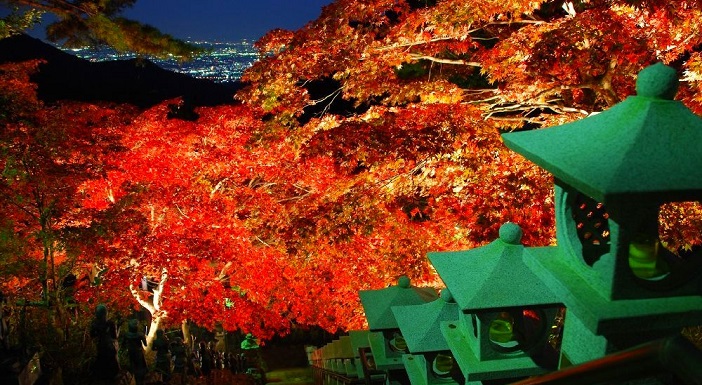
[0,34,242,108]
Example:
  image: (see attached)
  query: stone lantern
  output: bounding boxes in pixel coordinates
[336,336,356,377]
[501,63,702,364]
[428,223,562,384]
[391,288,463,385]
[349,330,373,378]
[359,276,438,384]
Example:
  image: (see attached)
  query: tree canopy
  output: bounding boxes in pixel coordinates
[3,0,702,341]
[0,0,198,58]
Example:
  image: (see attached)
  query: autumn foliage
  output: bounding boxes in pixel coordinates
[3,0,702,341]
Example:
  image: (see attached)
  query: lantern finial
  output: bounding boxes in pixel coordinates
[499,222,523,245]
[636,62,678,99]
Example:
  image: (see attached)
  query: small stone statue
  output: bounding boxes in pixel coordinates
[198,341,214,385]
[152,329,171,382]
[89,304,120,381]
[240,333,259,350]
[170,337,188,385]
[123,319,148,385]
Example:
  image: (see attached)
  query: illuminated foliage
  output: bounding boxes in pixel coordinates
[236,0,702,332]
[4,0,702,340]
[0,60,138,340]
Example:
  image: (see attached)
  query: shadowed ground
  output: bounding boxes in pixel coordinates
[265,367,314,385]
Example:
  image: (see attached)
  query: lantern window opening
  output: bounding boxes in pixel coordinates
[471,314,478,338]
[484,306,563,369]
[487,308,549,354]
[384,330,408,353]
[629,201,702,284]
[658,201,702,260]
[571,193,611,266]
[429,351,462,382]
[488,311,519,351]
[547,307,567,351]
[360,348,378,370]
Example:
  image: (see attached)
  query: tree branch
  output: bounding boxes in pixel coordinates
[408,53,481,66]
[129,283,155,314]
[152,268,168,312]
[374,20,545,52]
[217,261,233,282]
[210,177,229,199]
[376,35,470,51]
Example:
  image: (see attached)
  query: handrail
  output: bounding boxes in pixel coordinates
[311,366,365,385]
[510,335,702,385]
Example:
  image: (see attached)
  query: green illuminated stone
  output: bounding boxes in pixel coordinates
[501,63,702,364]
[360,276,438,330]
[498,222,523,245]
[428,223,558,309]
[430,223,559,382]
[636,62,678,99]
[392,288,459,353]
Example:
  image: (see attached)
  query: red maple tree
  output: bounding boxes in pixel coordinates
[3,0,702,341]
[0,60,138,339]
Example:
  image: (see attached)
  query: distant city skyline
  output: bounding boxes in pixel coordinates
[68,40,259,82]
[2,0,334,42]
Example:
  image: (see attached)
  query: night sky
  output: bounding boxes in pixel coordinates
[122,0,334,41]
[3,0,334,42]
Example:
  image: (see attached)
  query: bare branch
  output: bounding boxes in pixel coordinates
[306,86,344,117]
[175,204,189,219]
[408,54,481,67]
[129,283,155,314]
[255,236,271,247]
[375,35,471,51]
[217,261,233,282]
[374,20,545,52]
[152,268,168,312]
[210,177,229,199]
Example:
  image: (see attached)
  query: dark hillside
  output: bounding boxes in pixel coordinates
[0,34,242,108]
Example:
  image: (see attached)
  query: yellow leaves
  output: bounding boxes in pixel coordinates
[684,52,702,82]
[419,84,465,104]
[312,114,342,133]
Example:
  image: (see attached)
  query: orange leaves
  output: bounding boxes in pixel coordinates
[227,0,593,334]
[0,61,142,304]
[0,60,43,119]
[77,98,295,335]
[254,28,295,56]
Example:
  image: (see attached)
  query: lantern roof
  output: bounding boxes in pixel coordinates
[391,289,460,353]
[502,63,702,206]
[428,223,559,310]
[349,329,371,353]
[359,276,439,330]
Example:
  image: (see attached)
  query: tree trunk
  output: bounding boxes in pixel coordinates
[129,268,169,354]
[144,315,161,354]
[181,319,192,349]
